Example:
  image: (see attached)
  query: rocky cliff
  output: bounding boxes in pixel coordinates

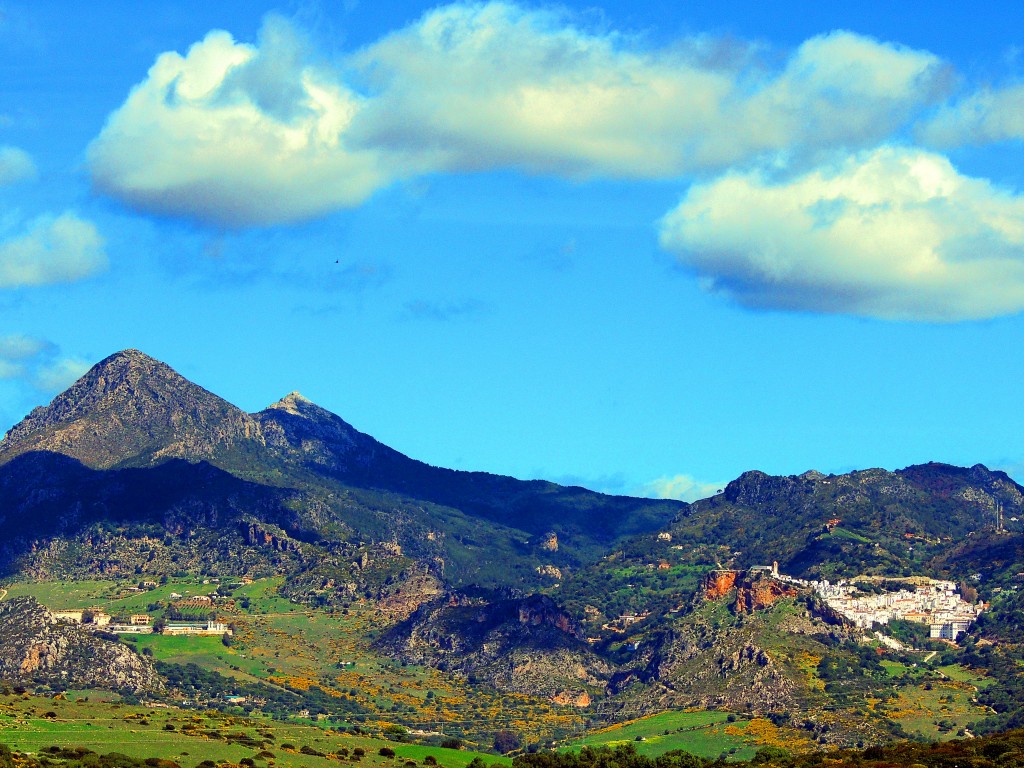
[701,570,800,612]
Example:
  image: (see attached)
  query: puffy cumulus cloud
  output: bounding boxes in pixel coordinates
[352,8,944,176]
[638,474,723,503]
[88,6,948,226]
[88,17,405,228]
[0,212,108,288]
[658,146,1024,321]
[0,335,86,393]
[918,83,1024,147]
[0,145,36,185]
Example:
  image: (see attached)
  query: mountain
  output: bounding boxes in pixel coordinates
[380,590,608,705]
[674,464,1024,580]
[0,349,682,584]
[0,349,263,471]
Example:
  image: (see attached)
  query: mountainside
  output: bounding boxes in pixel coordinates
[0,349,682,586]
[675,465,1024,579]
[0,349,263,471]
[0,597,161,693]
[380,590,608,705]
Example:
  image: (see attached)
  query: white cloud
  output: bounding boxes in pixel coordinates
[88,17,404,228]
[658,145,1024,321]
[0,212,108,288]
[0,145,35,185]
[638,474,723,503]
[0,333,52,360]
[0,359,25,379]
[355,12,944,176]
[918,83,1024,147]
[34,356,90,392]
[0,335,87,393]
[88,6,948,227]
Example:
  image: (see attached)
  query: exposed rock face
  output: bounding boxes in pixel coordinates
[243,522,300,552]
[552,690,591,707]
[701,570,798,613]
[610,621,798,715]
[535,565,562,580]
[379,591,606,702]
[540,532,559,552]
[0,597,162,692]
[736,577,798,613]
[375,568,446,621]
[703,570,738,600]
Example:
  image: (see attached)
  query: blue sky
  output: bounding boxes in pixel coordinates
[1,0,1022,500]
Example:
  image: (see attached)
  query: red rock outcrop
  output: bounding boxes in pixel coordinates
[702,569,799,613]
[703,570,739,600]
[735,578,798,613]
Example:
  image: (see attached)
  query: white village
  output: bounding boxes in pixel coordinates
[768,564,985,640]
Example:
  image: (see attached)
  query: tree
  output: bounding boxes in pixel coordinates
[494,730,522,755]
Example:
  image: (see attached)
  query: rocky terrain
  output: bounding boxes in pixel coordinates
[0,597,161,693]
[381,591,609,704]
[672,465,1024,580]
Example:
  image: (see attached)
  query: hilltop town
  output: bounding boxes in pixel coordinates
[765,564,985,640]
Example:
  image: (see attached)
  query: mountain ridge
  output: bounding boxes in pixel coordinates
[0,349,684,585]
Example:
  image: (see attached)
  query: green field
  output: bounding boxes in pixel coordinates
[561,711,758,761]
[936,664,993,688]
[2,577,222,615]
[0,694,508,768]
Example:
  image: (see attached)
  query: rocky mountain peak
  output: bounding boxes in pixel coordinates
[0,348,262,469]
[257,389,387,471]
[268,391,313,416]
[264,390,333,421]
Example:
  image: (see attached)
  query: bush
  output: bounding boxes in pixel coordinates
[379,748,396,758]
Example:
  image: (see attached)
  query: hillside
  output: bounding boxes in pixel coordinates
[0,597,161,693]
[0,349,681,587]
